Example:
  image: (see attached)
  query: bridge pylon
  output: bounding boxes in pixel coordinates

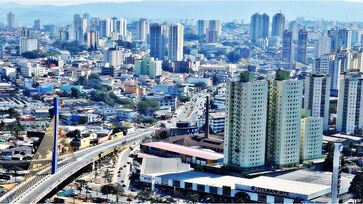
[51,97,59,175]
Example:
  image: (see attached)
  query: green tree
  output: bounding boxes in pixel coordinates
[227,51,241,63]
[349,173,363,203]
[137,190,152,201]
[112,127,125,134]
[78,116,88,125]
[8,108,20,118]
[71,88,81,98]
[323,142,345,172]
[66,129,81,138]
[52,41,87,55]
[101,184,115,201]
[137,100,160,115]
[113,183,124,203]
[194,82,207,90]
[190,193,199,202]
[158,131,169,140]
[21,51,44,59]
[178,96,190,103]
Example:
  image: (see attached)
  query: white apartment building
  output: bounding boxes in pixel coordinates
[266,70,303,167]
[19,37,37,54]
[300,117,323,161]
[105,49,124,67]
[304,74,331,131]
[312,54,343,92]
[115,18,127,37]
[137,18,149,42]
[336,73,363,134]
[168,23,184,61]
[20,64,46,78]
[224,72,268,168]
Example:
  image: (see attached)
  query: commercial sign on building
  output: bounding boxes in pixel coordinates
[251,186,289,197]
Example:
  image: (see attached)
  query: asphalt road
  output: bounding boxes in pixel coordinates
[0,129,154,204]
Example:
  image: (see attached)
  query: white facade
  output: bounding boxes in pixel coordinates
[336,73,363,134]
[105,49,124,67]
[137,18,149,41]
[168,24,184,61]
[300,117,323,161]
[20,64,46,78]
[312,54,343,91]
[19,38,37,54]
[267,74,303,167]
[224,74,268,168]
[116,18,127,37]
[304,74,331,131]
[87,31,99,49]
[314,34,331,58]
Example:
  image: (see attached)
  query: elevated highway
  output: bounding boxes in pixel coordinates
[0,129,154,203]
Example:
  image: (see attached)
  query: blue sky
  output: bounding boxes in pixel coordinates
[1,0,362,6]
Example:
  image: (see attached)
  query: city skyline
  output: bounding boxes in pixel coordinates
[4,0,363,25]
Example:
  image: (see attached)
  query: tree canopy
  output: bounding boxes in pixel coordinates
[349,173,363,203]
[137,100,160,115]
[52,41,87,55]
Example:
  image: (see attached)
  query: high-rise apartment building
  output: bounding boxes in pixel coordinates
[261,13,270,39]
[135,57,162,79]
[206,28,218,43]
[266,70,303,167]
[282,30,293,63]
[312,54,342,92]
[271,12,285,39]
[314,34,331,58]
[137,18,149,42]
[224,72,268,168]
[336,73,363,134]
[105,49,124,67]
[337,29,352,50]
[99,18,111,38]
[19,37,38,54]
[297,29,308,64]
[115,18,127,37]
[150,23,167,60]
[304,74,331,131]
[168,23,184,61]
[7,12,15,29]
[196,20,208,36]
[289,21,299,42]
[329,28,352,51]
[86,31,99,49]
[34,19,41,30]
[250,13,262,43]
[90,17,100,32]
[300,117,323,161]
[208,20,221,37]
[250,13,269,43]
[73,14,81,41]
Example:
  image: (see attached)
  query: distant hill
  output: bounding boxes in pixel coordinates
[1,0,363,25]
